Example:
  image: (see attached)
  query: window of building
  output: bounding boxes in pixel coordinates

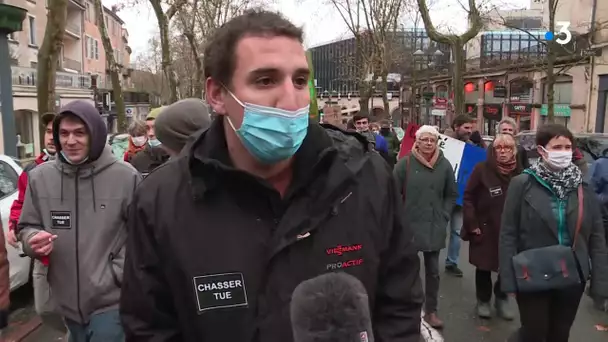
[15,110,34,159]
[543,81,573,103]
[85,36,99,60]
[28,15,36,45]
[85,2,91,22]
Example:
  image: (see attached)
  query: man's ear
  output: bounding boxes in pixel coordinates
[206,77,227,115]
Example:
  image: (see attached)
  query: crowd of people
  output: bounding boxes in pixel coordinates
[0,8,606,342]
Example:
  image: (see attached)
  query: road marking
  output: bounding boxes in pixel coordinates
[421,310,444,342]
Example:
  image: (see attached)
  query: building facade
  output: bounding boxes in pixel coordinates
[309,29,451,98]
[453,0,608,134]
[1,0,150,156]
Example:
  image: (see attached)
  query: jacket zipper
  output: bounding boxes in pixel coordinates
[74,169,84,322]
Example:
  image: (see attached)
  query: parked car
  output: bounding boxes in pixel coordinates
[0,154,32,291]
[516,130,608,166]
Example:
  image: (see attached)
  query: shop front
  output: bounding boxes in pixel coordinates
[540,104,571,127]
[483,104,502,135]
[508,103,532,131]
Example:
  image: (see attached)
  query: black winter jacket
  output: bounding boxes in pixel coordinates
[128,144,169,177]
[120,119,424,342]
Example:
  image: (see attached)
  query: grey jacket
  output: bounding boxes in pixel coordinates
[18,146,141,323]
[499,174,608,297]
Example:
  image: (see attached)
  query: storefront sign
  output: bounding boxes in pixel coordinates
[540,104,571,117]
[483,104,502,120]
[508,103,532,115]
[431,109,446,116]
[494,86,507,98]
[434,98,448,109]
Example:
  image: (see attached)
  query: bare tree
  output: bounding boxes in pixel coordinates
[149,0,188,103]
[176,0,203,98]
[416,0,484,114]
[37,0,68,117]
[93,0,126,132]
[327,0,404,116]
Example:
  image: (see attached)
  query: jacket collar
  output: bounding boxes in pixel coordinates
[187,118,368,200]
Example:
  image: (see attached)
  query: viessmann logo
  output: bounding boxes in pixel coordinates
[326,244,362,256]
[326,243,364,270]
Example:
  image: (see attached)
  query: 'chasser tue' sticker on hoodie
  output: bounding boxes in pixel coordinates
[192,272,248,314]
[50,211,72,229]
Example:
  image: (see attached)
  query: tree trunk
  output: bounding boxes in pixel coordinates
[452,41,466,115]
[359,82,371,114]
[380,73,390,117]
[93,0,126,132]
[37,0,68,117]
[184,32,203,98]
[149,0,186,104]
[416,0,483,118]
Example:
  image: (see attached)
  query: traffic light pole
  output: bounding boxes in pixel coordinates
[0,3,27,158]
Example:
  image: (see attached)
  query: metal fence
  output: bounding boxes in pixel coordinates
[11,66,91,89]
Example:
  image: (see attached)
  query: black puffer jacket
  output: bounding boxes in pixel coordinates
[120,119,424,342]
[128,144,169,177]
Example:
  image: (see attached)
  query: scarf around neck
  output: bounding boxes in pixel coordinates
[528,160,582,199]
[411,147,440,169]
[496,157,517,175]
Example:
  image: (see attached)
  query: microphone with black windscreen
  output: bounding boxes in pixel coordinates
[290,272,374,342]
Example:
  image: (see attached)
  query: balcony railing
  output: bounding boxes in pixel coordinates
[63,57,82,71]
[65,22,81,36]
[11,66,91,89]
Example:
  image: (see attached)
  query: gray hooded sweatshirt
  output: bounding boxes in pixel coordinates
[18,100,142,324]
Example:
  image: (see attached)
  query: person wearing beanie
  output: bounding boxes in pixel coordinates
[145,106,165,145]
[155,98,212,156]
[18,100,141,341]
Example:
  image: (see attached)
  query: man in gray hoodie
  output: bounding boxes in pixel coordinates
[18,100,142,342]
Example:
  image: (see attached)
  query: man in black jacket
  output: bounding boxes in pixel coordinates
[120,9,423,342]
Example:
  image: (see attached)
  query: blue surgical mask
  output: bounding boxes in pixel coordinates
[225,90,309,164]
[148,139,161,147]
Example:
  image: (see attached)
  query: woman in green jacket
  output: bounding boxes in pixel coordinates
[393,125,458,329]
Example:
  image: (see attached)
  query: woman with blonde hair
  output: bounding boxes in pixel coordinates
[393,125,458,328]
[462,133,522,320]
[124,120,148,163]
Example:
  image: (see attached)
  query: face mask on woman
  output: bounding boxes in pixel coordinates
[132,136,147,147]
[541,146,572,169]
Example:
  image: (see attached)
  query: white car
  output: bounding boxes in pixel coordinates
[0,154,32,291]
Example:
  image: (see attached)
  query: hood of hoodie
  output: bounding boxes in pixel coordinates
[53,100,108,165]
[155,98,212,153]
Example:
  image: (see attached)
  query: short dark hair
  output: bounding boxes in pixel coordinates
[352,114,369,122]
[535,124,574,147]
[203,10,304,87]
[452,114,474,129]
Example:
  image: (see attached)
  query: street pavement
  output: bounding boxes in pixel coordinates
[430,242,608,341]
[7,241,608,341]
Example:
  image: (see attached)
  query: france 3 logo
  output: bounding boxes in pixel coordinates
[544,22,572,45]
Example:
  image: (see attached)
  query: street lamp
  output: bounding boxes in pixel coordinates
[413,48,444,125]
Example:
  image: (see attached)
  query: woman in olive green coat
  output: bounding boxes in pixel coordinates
[393,125,458,329]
